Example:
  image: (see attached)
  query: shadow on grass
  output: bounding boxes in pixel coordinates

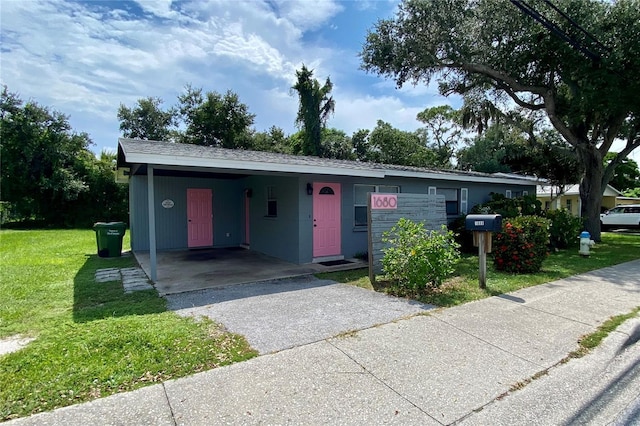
[73,254,166,323]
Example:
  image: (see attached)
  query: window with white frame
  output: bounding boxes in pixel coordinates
[439,188,460,215]
[266,186,277,217]
[507,190,528,199]
[460,188,468,215]
[430,187,468,215]
[354,184,399,226]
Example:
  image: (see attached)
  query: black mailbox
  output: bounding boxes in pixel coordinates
[465,214,502,232]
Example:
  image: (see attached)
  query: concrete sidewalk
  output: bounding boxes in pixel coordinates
[7,260,640,425]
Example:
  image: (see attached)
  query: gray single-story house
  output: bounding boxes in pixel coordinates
[116,138,536,280]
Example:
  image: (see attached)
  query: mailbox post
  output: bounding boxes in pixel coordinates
[465,214,502,289]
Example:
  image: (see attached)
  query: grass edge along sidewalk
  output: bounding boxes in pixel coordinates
[1,230,638,421]
[317,232,640,307]
[0,229,257,422]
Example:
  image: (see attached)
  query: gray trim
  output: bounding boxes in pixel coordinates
[148,165,157,282]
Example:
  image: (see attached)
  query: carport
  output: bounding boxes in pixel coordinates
[134,247,365,295]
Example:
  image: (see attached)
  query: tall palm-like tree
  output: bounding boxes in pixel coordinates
[291,65,335,157]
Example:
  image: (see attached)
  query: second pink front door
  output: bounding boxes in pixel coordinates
[313,182,341,257]
[187,188,213,248]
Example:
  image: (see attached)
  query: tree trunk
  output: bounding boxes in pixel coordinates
[578,145,604,242]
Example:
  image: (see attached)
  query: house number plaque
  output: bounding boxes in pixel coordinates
[371,194,397,209]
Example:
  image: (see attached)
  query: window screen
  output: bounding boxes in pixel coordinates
[267,186,277,217]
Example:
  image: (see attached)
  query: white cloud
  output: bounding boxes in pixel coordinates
[0,0,437,152]
[132,0,180,19]
[274,0,343,31]
[330,93,422,135]
[212,22,297,80]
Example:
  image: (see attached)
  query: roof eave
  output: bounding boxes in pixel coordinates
[124,152,386,178]
[384,170,537,185]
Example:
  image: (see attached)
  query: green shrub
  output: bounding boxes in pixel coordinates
[493,216,550,273]
[449,215,476,254]
[544,208,583,249]
[462,193,543,255]
[382,219,461,290]
[471,193,543,218]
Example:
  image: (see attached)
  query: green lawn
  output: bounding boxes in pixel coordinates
[317,232,640,307]
[0,229,257,421]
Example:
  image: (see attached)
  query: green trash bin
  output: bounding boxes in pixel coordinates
[93,222,127,258]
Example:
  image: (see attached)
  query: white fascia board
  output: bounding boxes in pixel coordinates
[603,185,622,196]
[383,170,537,186]
[126,153,385,178]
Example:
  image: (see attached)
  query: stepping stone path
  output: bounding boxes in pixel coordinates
[95,268,120,283]
[95,267,154,293]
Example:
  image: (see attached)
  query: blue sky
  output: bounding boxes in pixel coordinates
[1,0,637,163]
[1,0,451,155]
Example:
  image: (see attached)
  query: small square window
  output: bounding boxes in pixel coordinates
[354,206,368,227]
[267,186,277,217]
[445,200,459,215]
[437,188,459,215]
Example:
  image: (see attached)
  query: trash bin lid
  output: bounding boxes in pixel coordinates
[106,221,126,228]
[93,222,126,229]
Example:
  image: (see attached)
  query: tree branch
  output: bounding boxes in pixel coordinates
[495,82,545,110]
[598,113,627,155]
[540,89,581,148]
[456,62,580,146]
[602,120,640,187]
[461,63,549,96]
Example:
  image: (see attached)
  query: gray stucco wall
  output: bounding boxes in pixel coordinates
[244,175,301,264]
[129,170,534,264]
[295,175,535,263]
[129,175,243,251]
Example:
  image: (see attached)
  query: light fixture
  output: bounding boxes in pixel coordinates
[306,183,313,195]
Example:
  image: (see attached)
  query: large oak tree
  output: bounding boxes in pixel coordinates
[177,85,255,148]
[361,0,640,240]
[117,97,175,141]
[1,87,127,226]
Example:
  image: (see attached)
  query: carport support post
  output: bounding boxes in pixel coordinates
[477,232,486,289]
[148,165,157,282]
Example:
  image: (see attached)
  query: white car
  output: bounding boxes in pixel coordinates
[600,204,640,230]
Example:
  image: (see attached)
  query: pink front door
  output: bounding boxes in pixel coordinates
[313,182,341,257]
[187,188,213,248]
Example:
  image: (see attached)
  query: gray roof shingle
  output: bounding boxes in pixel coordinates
[118,138,536,185]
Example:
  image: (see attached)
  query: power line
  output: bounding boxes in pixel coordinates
[510,0,602,62]
[541,0,610,54]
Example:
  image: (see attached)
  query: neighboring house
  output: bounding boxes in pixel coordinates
[117,138,536,280]
[536,184,633,216]
[615,196,640,206]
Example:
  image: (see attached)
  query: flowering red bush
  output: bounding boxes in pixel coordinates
[493,216,550,273]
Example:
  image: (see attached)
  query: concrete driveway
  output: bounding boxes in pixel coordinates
[165,275,433,354]
[135,248,366,295]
